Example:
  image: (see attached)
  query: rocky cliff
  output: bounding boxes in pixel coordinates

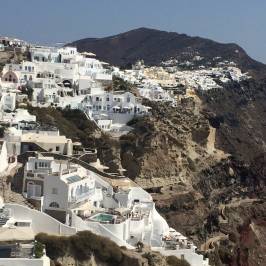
[116,79,266,265]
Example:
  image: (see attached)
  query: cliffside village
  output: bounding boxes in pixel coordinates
[0,36,251,266]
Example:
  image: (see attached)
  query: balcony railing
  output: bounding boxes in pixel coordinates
[26,172,46,179]
[68,188,95,207]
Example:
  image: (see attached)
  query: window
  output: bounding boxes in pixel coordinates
[96,97,99,101]
[14,222,31,227]
[38,162,48,168]
[55,146,60,152]
[49,202,60,208]
[52,188,58,194]
[27,183,41,198]
[106,97,109,101]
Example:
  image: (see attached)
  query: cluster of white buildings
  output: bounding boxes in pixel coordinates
[0,144,210,265]
[0,36,28,52]
[0,46,151,133]
[116,57,250,97]
[174,66,250,91]
[4,151,207,266]
[115,61,178,105]
[113,59,250,106]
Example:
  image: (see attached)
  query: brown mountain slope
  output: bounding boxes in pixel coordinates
[68,27,266,79]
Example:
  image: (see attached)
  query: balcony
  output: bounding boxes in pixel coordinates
[26,172,46,179]
[68,188,95,208]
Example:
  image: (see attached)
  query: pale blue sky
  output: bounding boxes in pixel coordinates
[1,0,266,62]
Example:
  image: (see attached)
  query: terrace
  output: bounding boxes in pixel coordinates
[78,206,132,224]
[162,228,195,251]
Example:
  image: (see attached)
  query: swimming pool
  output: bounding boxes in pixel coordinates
[90,213,115,222]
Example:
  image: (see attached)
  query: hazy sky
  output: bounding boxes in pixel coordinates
[1,0,266,62]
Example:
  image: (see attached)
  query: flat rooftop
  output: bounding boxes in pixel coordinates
[21,133,69,143]
[108,177,138,189]
[66,175,82,184]
[0,227,34,242]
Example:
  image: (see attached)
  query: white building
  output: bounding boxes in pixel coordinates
[4,127,72,156]
[80,91,151,131]
[23,155,102,222]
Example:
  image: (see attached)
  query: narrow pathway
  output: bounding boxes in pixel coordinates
[200,234,228,252]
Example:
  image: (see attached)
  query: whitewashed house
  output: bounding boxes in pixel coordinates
[23,155,103,223]
[4,127,72,156]
[80,91,150,131]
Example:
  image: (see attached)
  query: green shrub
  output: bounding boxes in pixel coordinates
[166,255,191,266]
[35,233,69,260]
[34,241,44,258]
